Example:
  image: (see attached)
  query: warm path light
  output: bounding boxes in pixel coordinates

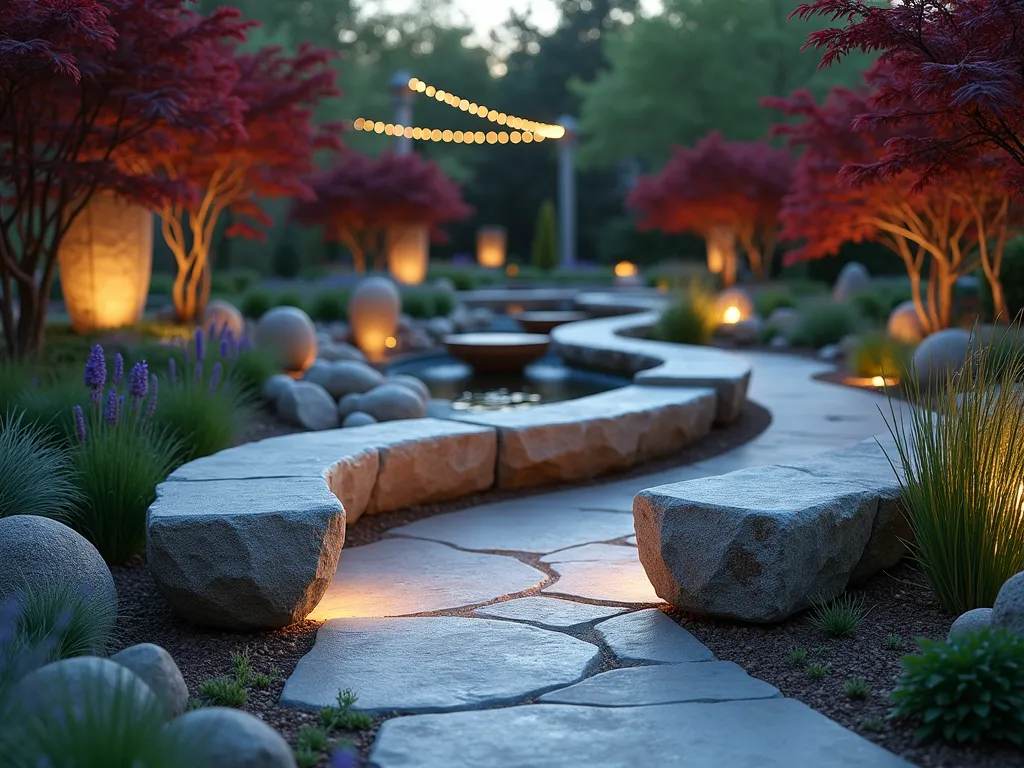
[349,277,402,362]
[614,261,638,278]
[477,226,507,269]
[723,306,742,324]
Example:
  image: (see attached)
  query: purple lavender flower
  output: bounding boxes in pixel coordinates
[105,389,118,425]
[168,356,178,384]
[208,361,222,396]
[129,361,149,401]
[219,327,233,359]
[194,327,205,361]
[112,353,124,388]
[84,345,106,404]
[118,394,125,421]
[73,405,86,444]
[330,749,357,768]
[146,374,159,418]
[194,360,203,384]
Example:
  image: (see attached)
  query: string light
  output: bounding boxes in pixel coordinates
[353,117,545,145]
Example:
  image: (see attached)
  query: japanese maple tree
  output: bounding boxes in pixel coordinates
[766,70,1016,331]
[0,0,247,358]
[291,150,472,273]
[135,40,341,322]
[793,0,1024,192]
[627,132,793,285]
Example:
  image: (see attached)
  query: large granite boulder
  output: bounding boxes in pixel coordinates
[633,435,908,622]
[147,477,346,629]
[0,515,118,639]
[277,381,339,431]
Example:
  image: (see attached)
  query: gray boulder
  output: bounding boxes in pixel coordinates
[833,262,871,303]
[358,383,428,422]
[337,392,363,420]
[633,437,906,622]
[110,643,189,718]
[318,342,365,363]
[912,329,972,391]
[992,571,1024,635]
[256,306,318,374]
[887,301,926,344]
[949,607,993,640]
[261,373,295,404]
[12,657,156,721]
[276,381,339,431]
[304,360,383,399]
[163,707,297,768]
[386,374,431,406]
[0,516,117,640]
[343,411,378,428]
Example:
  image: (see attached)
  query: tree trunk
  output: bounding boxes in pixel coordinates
[706,226,738,288]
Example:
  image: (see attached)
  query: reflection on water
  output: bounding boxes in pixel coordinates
[388,355,627,412]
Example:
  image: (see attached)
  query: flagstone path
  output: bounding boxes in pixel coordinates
[283,352,915,767]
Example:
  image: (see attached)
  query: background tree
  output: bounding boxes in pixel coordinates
[627,132,793,285]
[291,150,471,272]
[767,75,1015,331]
[532,200,559,272]
[0,0,246,357]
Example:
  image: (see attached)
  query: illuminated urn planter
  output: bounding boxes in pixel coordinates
[349,277,402,363]
[477,226,507,269]
[387,224,429,286]
[58,191,153,333]
[256,306,318,377]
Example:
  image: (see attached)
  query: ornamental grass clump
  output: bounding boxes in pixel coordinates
[655,281,720,346]
[0,412,80,520]
[890,628,1024,745]
[68,346,181,564]
[10,581,114,663]
[150,327,253,464]
[847,330,914,379]
[885,329,1024,613]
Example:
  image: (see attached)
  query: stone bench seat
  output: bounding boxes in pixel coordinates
[633,434,911,623]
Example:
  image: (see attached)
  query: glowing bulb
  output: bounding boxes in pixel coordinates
[408,77,419,90]
[497,113,507,125]
[723,305,742,324]
[431,129,442,142]
[486,131,498,144]
[403,126,414,138]
[487,110,498,121]
[871,376,886,388]
[475,131,485,143]
[354,117,365,130]
[416,81,426,93]
[425,86,436,97]
[384,124,394,136]
[442,129,453,142]
[476,105,488,117]
[522,132,533,143]
[374,123,385,134]
[459,99,469,110]
[614,261,638,278]
[510,132,522,144]
[498,132,509,144]
[454,130,464,142]
[412,127,423,140]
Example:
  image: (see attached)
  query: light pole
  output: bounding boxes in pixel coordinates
[557,115,578,269]
[390,70,414,156]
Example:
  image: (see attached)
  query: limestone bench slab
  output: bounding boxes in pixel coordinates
[148,419,497,629]
[552,310,751,423]
[633,434,910,623]
[450,385,717,490]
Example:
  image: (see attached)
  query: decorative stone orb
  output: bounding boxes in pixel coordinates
[203,299,245,339]
[13,657,157,722]
[256,306,317,375]
[948,607,993,640]
[911,328,972,391]
[349,277,402,363]
[833,262,871,303]
[714,288,755,326]
[162,707,296,768]
[992,571,1024,636]
[887,300,926,344]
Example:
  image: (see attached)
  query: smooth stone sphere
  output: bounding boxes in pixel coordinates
[256,306,318,374]
[992,571,1024,636]
[276,381,339,431]
[912,328,972,390]
[343,411,378,428]
[261,373,295,403]
[204,299,245,339]
[304,360,384,399]
[833,262,871,303]
[887,300,926,344]
[349,277,401,362]
[0,515,117,638]
[337,392,363,420]
[358,383,428,422]
[949,607,993,640]
[162,707,297,768]
[386,374,431,406]
[110,643,189,719]
[13,657,157,721]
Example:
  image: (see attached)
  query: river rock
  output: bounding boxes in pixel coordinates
[261,373,295,403]
[318,342,365,363]
[304,360,383,399]
[426,316,455,340]
[277,381,339,431]
[110,643,189,718]
[386,374,431,405]
[13,657,157,721]
[343,412,378,428]
[833,262,871,303]
[358,383,428,422]
[992,571,1024,635]
[949,607,993,639]
[163,707,297,768]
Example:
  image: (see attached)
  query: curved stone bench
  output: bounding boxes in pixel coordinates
[552,309,751,424]
[633,433,911,623]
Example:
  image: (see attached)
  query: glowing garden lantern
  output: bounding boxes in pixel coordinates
[477,226,507,269]
[714,288,755,325]
[349,277,402,363]
[387,225,429,286]
[614,261,638,278]
[58,191,154,333]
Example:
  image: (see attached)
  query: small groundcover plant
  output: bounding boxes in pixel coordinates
[890,628,1024,745]
[655,281,720,346]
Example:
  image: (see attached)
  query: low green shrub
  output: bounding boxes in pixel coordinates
[890,628,1024,745]
[12,581,115,663]
[309,291,349,323]
[846,330,914,379]
[786,278,830,297]
[276,291,304,311]
[428,266,477,291]
[0,412,80,520]
[842,676,870,700]
[228,348,278,397]
[885,331,1024,613]
[849,284,911,324]
[789,298,861,348]
[200,676,247,708]
[240,290,274,320]
[654,283,719,346]
[754,287,796,317]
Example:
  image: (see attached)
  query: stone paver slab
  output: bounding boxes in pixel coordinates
[539,661,780,706]
[368,699,912,768]
[281,617,600,713]
[309,538,545,620]
[392,503,635,554]
[473,597,627,628]
[595,609,713,663]
[540,544,662,604]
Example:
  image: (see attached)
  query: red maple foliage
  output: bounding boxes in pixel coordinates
[292,150,473,273]
[766,68,1015,332]
[136,40,341,322]
[627,132,793,285]
[0,0,248,357]
[793,0,1024,191]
